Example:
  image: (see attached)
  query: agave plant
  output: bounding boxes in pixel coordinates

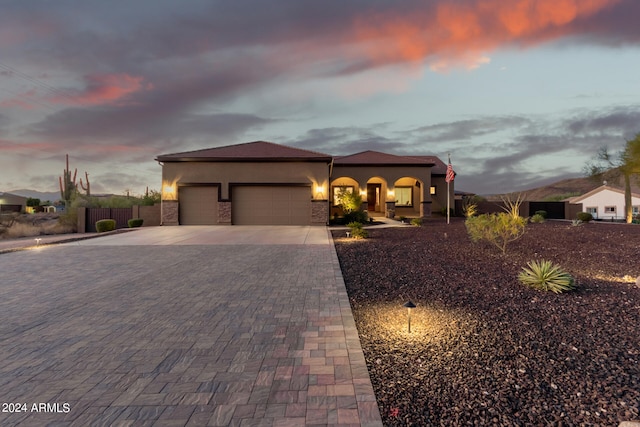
[518,260,576,293]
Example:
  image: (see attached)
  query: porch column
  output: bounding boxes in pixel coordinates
[161,200,179,225]
[385,201,396,218]
[420,201,432,218]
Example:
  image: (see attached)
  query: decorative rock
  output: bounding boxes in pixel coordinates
[619,422,640,427]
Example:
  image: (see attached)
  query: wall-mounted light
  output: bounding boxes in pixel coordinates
[162,183,177,201]
[314,183,326,199]
[403,300,416,333]
[387,189,395,199]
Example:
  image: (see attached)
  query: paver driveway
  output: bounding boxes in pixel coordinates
[0,226,382,426]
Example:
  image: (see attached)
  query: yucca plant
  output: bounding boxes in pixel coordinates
[519,260,576,293]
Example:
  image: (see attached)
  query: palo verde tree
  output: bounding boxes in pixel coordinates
[584,133,640,223]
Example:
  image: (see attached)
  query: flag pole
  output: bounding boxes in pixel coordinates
[447,153,451,225]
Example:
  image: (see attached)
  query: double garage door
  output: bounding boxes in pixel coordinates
[233,186,311,225]
[179,185,311,225]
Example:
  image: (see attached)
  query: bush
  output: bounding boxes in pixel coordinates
[96,219,116,233]
[518,260,576,293]
[347,221,368,239]
[576,212,593,222]
[128,218,144,228]
[465,212,527,254]
[343,210,368,224]
[530,214,545,223]
[534,210,548,219]
[410,218,422,226]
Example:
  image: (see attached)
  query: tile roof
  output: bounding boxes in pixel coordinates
[333,150,436,166]
[156,141,332,162]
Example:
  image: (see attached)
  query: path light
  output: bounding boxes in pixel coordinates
[34,238,41,247]
[403,300,416,333]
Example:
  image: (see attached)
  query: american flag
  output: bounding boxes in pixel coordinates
[445,158,454,183]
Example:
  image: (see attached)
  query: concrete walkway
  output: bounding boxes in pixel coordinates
[0,226,382,426]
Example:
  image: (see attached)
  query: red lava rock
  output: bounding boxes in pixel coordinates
[333,219,640,426]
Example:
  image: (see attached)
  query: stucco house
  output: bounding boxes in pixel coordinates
[156,141,454,225]
[0,192,27,213]
[567,185,640,220]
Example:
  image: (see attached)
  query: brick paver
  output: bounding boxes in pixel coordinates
[0,227,382,426]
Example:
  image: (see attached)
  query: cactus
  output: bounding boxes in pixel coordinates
[59,154,78,205]
[79,171,90,196]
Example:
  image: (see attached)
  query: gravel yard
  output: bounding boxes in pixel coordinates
[333,219,640,426]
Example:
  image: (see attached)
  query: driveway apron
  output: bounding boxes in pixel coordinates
[0,226,382,426]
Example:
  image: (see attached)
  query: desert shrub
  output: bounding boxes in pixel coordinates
[347,221,368,239]
[465,212,527,254]
[518,260,576,293]
[535,210,548,218]
[576,212,593,222]
[128,218,144,228]
[462,200,478,218]
[399,216,407,222]
[96,219,116,233]
[530,214,545,223]
[571,219,583,227]
[343,210,368,224]
[410,218,422,226]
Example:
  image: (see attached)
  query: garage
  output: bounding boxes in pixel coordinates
[232,186,311,225]
[179,186,218,225]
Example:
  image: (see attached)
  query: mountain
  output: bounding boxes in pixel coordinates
[492,170,640,201]
[7,189,61,203]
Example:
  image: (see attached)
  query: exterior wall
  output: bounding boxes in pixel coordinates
[311,200,329,225]
[575,190,640,220]
[161,160,330,225]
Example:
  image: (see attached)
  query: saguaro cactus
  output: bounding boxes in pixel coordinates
[79,171,91,196]
[59,154,78,205]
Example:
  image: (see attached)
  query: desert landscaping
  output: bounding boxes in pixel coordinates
[333,219,640,426]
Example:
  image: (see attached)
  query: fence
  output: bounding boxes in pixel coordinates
[456,200,579,220]
[79,204,161,233]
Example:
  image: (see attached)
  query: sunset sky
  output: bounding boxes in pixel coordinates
[1,0,639,196]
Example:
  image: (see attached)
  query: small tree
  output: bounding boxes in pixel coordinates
[465,195,527,254]
[336,187,368,223]
[26,198,41,207]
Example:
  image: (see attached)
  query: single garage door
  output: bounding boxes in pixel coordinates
[179,186,218,225]
[233,186,311,225]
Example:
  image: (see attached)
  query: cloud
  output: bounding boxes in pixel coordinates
[50,74,152,106]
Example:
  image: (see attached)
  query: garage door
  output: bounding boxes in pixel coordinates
[179,186,218,225]
[233,186,311,225]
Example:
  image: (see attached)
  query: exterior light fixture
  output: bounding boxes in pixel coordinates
[403,300,416,332]
[34,238,42,246]
[315,184,325,199]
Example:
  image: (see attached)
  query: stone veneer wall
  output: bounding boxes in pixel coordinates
[311,200,329,225]
[162,200,179,225]
[218,201,231,224]
[420,201,432,218]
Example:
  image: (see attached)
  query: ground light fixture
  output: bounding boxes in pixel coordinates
[403,300,416,332]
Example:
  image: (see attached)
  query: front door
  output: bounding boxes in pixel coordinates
[367,184,381,212]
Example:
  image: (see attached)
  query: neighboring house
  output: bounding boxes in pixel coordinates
[567,185,640,220]
[0,192,27,213]
[156,141,454,225]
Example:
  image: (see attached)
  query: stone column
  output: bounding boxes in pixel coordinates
[420,201,432,218]
[162,200,179,225]
[311,200,329,225]
[385,201,396,218]
[218,201,232,224]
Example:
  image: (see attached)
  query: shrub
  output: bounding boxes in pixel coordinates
[518,260,576,293]
[410,218,422,226]
[571,219,583,227]
[465,212,527,254]
[534,210,548,219]
[462,200,478,218]
[96,219,116,233]
[128,218,144,228]
[344,210,368,224]
[530,214,545,223]
[347,221,368,239]
[576,212,593,222]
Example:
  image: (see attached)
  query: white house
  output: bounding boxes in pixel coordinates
[568,185,640,220]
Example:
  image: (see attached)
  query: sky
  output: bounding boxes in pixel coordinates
[1,0,640,197]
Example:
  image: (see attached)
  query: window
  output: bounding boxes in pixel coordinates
[633,206,639,215]
[586,207,597,216]
[430,186,436,195]
[333,186,353,206]
[395,187,412,206]
[604,206,616,214]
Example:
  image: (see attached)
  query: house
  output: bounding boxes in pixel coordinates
[567,185,640,220]
[155,141,454,225]
[0,192,27,213]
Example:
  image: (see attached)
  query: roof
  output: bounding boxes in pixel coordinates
[333,151,436,166]
[156,141,332,162]
[567,185,640,203]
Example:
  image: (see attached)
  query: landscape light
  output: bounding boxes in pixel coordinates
[34,238,41,246]
[403,300,416,333]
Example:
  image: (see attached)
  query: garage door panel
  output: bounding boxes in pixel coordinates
[233,186,311,225]
[179,186,218,225]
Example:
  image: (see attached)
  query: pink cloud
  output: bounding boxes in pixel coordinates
[352,0,620,70]
[51,73,152,106]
